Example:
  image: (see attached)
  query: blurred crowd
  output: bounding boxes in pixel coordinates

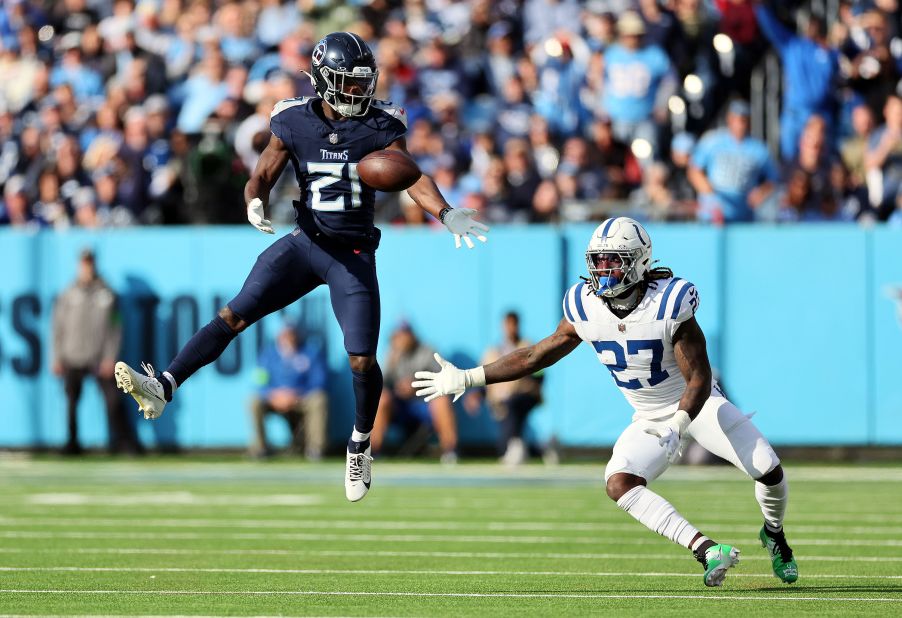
[3,0,902,229]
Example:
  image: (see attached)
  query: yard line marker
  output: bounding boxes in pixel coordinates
[2,566,902,580]
[22,493,323,506]
[1,546,902,563]
[2,530,902,547]
[3,516,902,537]
[1,589,901,603]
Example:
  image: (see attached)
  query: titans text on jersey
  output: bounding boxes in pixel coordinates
[270,96,407,249]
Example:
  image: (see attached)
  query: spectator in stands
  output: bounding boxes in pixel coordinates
[502,138,542,220]
[248,323,328,460]
[601,11,675,159]
[483,20,519,99]
[782,115,847,217]
[667,131,698,213]
[842,103,875,190]
[531,179,562,223]
[0,175,34,227]
[527,114,561,179]
[559,135,606,200]
[588,116,638,199]
[689,99,778,223]
[4,0,900,228]
[523,0,582,48]
[844,10,902,122]
[464,311,544,466]
[372,321,460,464]
[754,1,840,161]
[50,32,104,103]
[533,34,590,137]
[52,249,139,455]
[865,93,902,219]
[630,161,675,220]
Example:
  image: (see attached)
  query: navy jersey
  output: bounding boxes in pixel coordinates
[270,97,408,249]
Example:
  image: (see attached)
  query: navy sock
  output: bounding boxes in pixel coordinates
[165,316,238,386]
[159,376,173,401]
[350,362,383,439]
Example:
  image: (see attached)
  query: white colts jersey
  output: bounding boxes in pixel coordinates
[563,277,699,419]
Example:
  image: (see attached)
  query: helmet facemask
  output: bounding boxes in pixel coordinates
[586,248,644,298]
[317,65,378,117]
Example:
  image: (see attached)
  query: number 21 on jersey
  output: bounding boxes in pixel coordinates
[307,162,362,211]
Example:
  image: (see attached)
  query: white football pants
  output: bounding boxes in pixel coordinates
[604,393,780,483]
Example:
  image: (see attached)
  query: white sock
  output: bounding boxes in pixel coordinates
[755,477,788,532]
[616,485,701,548]
[351,429,371,443]
[690,535,713,553]
[162,371,178,393]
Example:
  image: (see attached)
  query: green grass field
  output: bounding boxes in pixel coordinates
[2,456,902,616]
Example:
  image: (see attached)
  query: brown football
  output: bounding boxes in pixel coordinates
[357,150,422,192]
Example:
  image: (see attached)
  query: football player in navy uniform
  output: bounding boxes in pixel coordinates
[114,32,489,502]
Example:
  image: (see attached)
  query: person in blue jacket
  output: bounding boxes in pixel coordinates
[754,1,839,161]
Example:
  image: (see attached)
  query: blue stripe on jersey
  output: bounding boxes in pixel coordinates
[574,282,589,321]
[656,277,683,320]
[600,218,615,240]
[563,286,576,322]
[670,281,692,319]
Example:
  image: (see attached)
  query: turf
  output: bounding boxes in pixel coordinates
[2,456,901,616]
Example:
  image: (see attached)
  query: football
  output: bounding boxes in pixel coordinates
[357,150,422,192]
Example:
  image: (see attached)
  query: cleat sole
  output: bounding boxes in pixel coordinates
[114,362,133,393]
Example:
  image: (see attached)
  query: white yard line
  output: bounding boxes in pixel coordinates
[2,516,902,536]
[2,566,902,580]
[2,529,902,547]
[1,589,900,603]
[2,546,902,563]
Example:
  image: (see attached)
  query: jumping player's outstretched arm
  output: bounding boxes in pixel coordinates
[412,318,581,402]
[386,138,489,249]
[244,134,291,234]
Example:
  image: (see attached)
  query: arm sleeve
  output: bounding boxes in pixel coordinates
[665,281,700,341]
[753,4,794,54]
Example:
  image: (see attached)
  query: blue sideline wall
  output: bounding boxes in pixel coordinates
[0,225,900,449]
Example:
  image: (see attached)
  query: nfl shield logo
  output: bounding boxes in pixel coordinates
[329,133,339,144]
[618,323,626,333]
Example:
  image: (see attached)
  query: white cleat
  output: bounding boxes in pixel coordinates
[345,446,373,502]
[115,361,168,420]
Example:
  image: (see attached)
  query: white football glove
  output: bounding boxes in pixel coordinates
[441,207,489,249]
[644,410,692,464]
[247,198,274,234]
[412,353,486,402]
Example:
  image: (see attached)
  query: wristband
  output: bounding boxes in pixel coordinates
[464,366,486,388]
[439,206,452,223]
[671,409,692,434]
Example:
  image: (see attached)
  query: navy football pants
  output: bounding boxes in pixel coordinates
[228,229,380,356]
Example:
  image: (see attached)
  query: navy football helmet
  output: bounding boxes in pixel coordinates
[308,32,378,117]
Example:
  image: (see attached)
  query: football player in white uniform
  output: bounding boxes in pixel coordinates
[412,217,798,587]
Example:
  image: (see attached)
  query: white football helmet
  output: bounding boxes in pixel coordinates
[585,217,652,297]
